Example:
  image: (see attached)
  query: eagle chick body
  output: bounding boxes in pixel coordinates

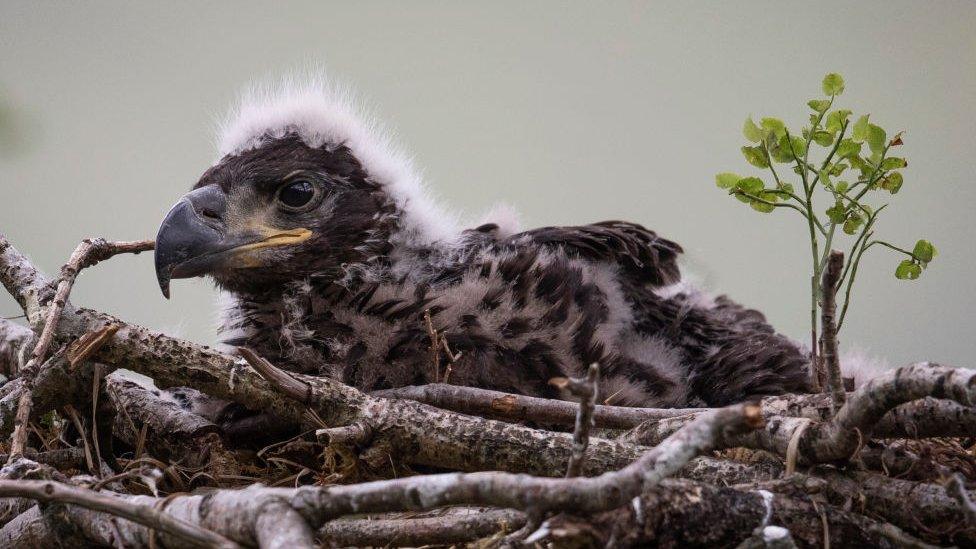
[164,76,810,408]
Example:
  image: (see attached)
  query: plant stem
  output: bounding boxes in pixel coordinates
[837,232,874,331]
[870,240,915,258]
[785,130,823,387]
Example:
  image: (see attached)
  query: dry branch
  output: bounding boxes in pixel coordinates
[376,380,976,441]
[104,373,222,467]
[0,404,760,548]
[372,382,701,428]
[546,478,931,548]
[318,508,526,547]
[552,362,599,477]
[5,238,152,460]
[740,362,976,464]
[813,468,976,546]
[820,249,846,413]
[0,477,241,548]
[625,363,976,466]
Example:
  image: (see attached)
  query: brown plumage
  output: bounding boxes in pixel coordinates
[154,78,811,414]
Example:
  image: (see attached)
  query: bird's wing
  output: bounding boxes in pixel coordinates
[500,221,683,287]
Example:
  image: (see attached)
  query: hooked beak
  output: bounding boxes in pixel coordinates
[154,185,311,298]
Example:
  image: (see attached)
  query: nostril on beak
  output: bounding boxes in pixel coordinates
[198,207,223,223]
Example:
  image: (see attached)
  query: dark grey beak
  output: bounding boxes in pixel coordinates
[154,185,236,298]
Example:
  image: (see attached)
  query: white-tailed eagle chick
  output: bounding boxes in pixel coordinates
[154,77,810,407]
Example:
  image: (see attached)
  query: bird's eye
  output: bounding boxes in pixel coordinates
[276,180,319,211]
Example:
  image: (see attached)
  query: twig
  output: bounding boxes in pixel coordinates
[440,337,461,383]
[551,363,599,478]
[423,308,441,382]
[820,250,846,413]
[0,448,88,471]
[316,421,372,446]
[372,383,701,429]
[104,374,221,467]
[62,404,95,474]
[237,347,310,403]
[738,363,976,465]
[90,363,104,474]
[946,474,976,526]
[318,509,526,547]
[237,347,644,477]
[67,323,120,369]
[0,479,241,548]
[809,467,976,546]
[6,238,152,460]
[292,404,763,522]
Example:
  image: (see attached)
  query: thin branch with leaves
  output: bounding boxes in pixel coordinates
[715,73,937,388]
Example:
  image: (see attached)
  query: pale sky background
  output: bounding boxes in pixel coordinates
[1,2,973,371]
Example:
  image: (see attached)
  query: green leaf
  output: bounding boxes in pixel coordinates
[807,99,830,113]
[716,172,742,189]
[867,124,886,153]
[830,162,848,176]
[735,176,764,195]
[851,115,870,143]
[761,117,787,139]
[826,201,847,224]
[734,175,764,205]
[843,215,863,235]
[834,181,849,193]
[848,155,868,172]
[749,191,779,213]
[912,239,937,263]
[743,117,763,143]
[836,138,861,158]
[769,135,795,163]
[825,110,852,134]
[881,172,904,194]
[741,146,769,168]
[812,130,834,147]
[789,135,807,158]
[822,73,845,96]
[881,157,907,170]
[895,259,921,280]
[820,170,833,187]
[779,182,796,195]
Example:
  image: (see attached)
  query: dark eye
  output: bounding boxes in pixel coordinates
[276,180,318,210]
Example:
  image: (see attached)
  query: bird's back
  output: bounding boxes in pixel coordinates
[220,220,810,407]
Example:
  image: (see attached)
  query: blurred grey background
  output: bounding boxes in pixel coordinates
[1,1,973,369]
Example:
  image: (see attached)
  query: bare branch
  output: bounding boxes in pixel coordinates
[740,363,976,464]
[552,363,599,478]
[560,478,932,548]
[319,509,525,547]
[0,479,241,548]
[6,238,152,460]
[289,404,762,523]
[316,421,371,447]
[104,373,222,467]
[372,382,701,429]
[820,249,846,412]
